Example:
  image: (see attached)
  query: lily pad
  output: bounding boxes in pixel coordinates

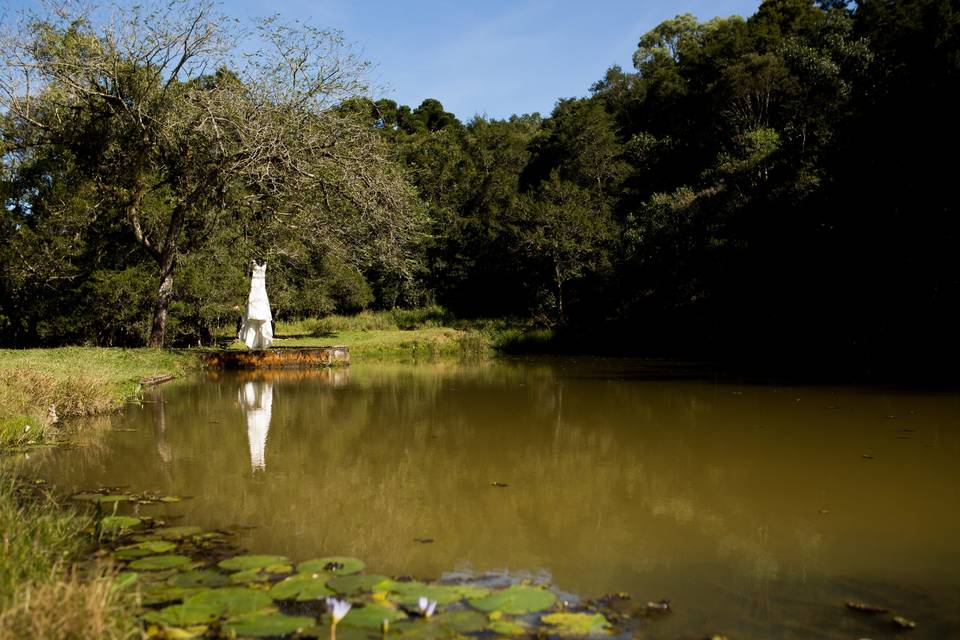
[168,570,231,589]
[100,515,141,532]
[340,604,407,629]
[152,526,203,540]
[327,573,390,596]
[129,554,192,571]
[230,568,275,584]
[297,556,365,576]
[224,612,315,637]
[302,625,378,640]
[468,585,557,614]
[152,625,208,639]
[112,572,139,591]
[270,574,334,601]
[540,612,612,636]
[115,540,177,558]
[383,581,489,606]
[487,619,531,636]
[218,554,290,572]
[431,610,488,633]
[143,601,222,627]
[184,587,274,618]
[140,586,206,606]
[393,612,487,640]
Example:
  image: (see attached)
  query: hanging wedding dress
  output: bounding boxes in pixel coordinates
[239,262,273,349]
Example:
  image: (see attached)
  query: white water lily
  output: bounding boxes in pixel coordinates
[418,596,437,618]
[326,597,352,624]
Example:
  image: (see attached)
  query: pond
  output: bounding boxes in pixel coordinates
[27,359,960,638]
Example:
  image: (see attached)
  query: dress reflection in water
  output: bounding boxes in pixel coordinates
[239,381,273,472]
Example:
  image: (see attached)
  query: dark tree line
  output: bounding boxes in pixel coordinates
[2,0,958,373]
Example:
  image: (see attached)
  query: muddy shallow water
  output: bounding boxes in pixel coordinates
[27,359,960,638]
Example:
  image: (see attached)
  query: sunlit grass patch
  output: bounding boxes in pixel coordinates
[0,348,194,449]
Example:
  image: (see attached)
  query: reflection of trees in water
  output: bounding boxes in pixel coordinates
[27,363,960,628]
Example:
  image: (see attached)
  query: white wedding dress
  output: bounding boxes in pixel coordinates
[239,262,273,349]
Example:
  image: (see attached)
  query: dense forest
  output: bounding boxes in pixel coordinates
[2,0,958,373]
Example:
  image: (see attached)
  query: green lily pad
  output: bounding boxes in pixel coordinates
[159,626,208,639]
[230,568,274,584]
[224,612,315,637]
[270,574,334,601]
[393,623,458,640]
[140,586,206,606]
[327,573,390,596]
[151,526,202,540]
[340,604,407,629]
[468,585,557,614]
[540,612,612,636]
[393,611,488,640]
[112,572,139,591]
[95,494,130,503]
[115,540,177,558]
[297,556,365,576]
[218,554,290,572]
[100,515,141,532]
[301,625,379,640]
[487,619,531,635]
[168,570,231,589]
[432,610,488,632]
[143,600,222,627]
[184,587,274,618]
[383,581,489,606]
[129,555,192,571]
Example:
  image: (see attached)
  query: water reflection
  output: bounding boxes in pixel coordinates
[238,381,273,472]
[25,361,960,639]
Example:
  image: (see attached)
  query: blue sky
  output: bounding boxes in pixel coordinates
[5,0,762,120]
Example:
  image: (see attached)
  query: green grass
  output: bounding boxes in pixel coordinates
[0,477,138,638]
[218,308,556,360]
[0,347,194,448]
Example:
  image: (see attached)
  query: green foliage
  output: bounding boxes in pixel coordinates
[2,0,958,371]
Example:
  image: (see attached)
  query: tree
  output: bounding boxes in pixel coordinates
[0,0,423,346]
[519,172,614,322]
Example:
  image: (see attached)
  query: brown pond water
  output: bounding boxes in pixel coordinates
[26,359,960,638]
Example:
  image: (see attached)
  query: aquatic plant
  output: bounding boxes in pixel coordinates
[326,597,352,640]
[417,596,438,618]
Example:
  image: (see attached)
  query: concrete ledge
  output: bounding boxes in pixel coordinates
[200,346,349,369]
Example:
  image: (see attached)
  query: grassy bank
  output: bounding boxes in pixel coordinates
[0,478,138,638]
[244,308,555,359]
[0,347,194,448]
[0,348,194,637]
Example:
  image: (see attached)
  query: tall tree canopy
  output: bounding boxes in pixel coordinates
[2,0,958,375]
[0,0,422,346]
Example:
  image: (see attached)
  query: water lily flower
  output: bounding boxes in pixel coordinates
[418,596,437,618]
[326,597,352,624]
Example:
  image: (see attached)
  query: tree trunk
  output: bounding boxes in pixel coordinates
[555,263,565,323]
[147,266,175,347]
[147,206,186,348]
